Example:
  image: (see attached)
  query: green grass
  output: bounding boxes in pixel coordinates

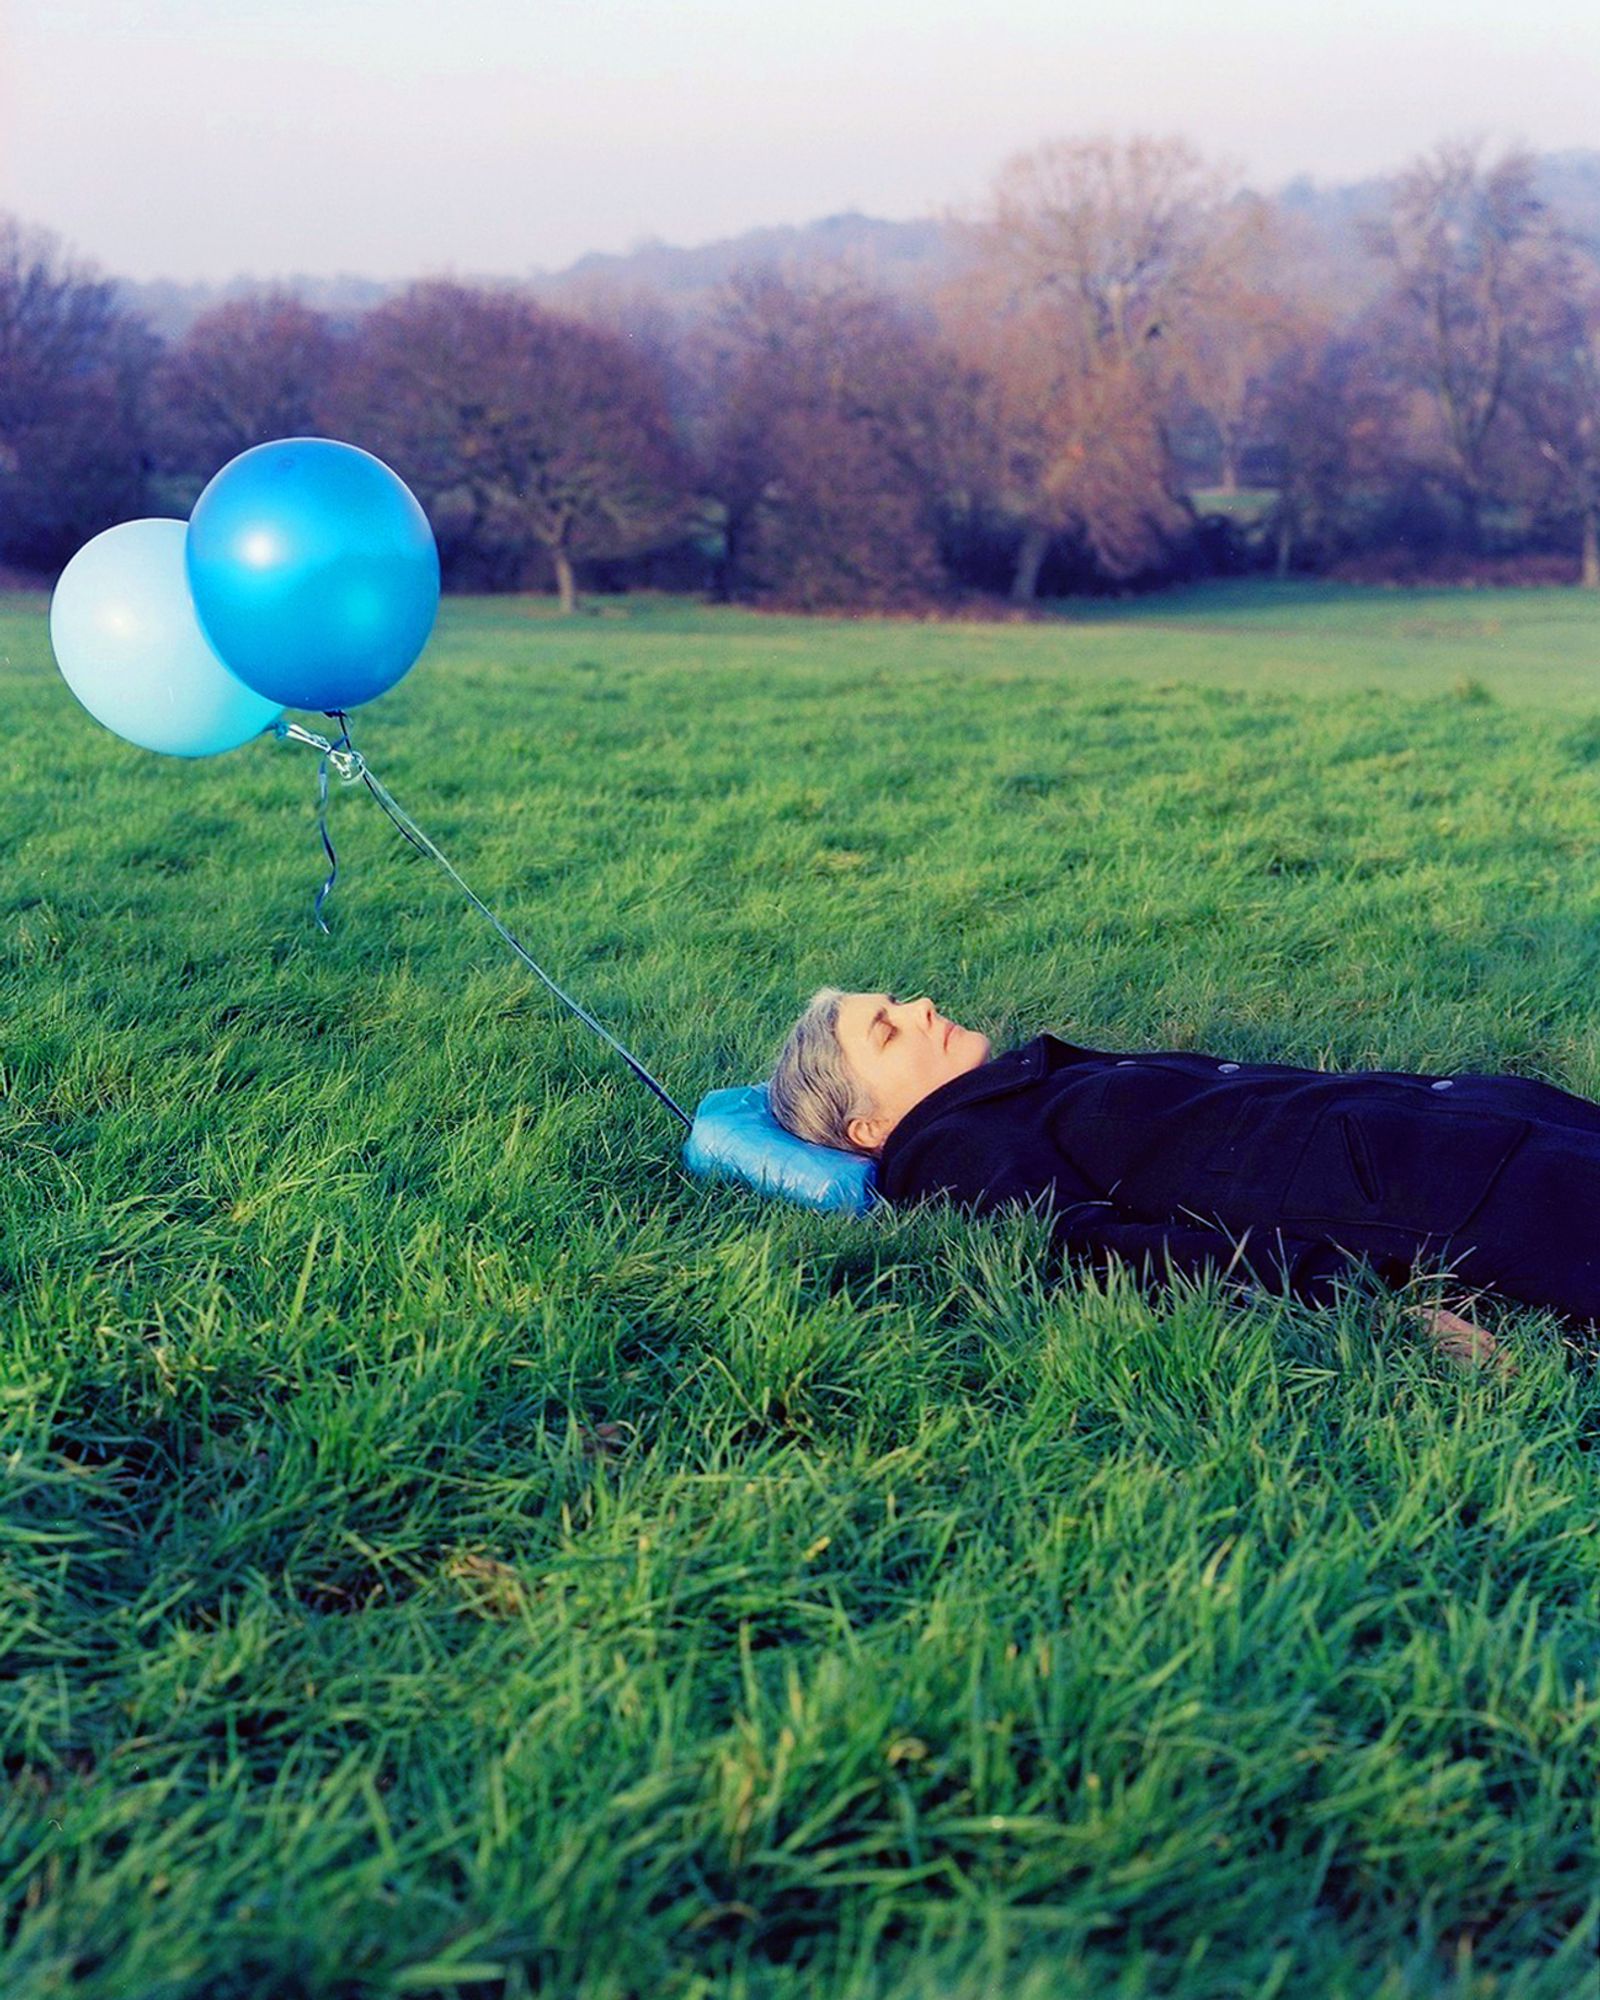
[2,580,1598,1999]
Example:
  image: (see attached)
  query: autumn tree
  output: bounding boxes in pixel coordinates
[0,214,154,570]
[146,292,337,503]
[1364,142,1559,551]
[325,282,689,607]
[941,136,1239,599]
[690,269,962,605]
[1255,330,1396,576]
[1175,194,1317,492]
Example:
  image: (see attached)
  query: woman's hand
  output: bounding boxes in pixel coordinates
[1405,1301,1517,1378]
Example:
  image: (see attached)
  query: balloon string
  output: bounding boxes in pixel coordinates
[313,751,338,934]
[279,717,362,933]
[274,716,693,1131]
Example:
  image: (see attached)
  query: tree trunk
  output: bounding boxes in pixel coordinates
[1459,485,1483,557]
[1582,506,1600,591]
[1274,508,1294,580]
[1010,522,1050,603]
[715,503,748,603]
[552,547,577,614]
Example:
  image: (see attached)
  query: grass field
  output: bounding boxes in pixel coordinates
[2,580,1598,1999]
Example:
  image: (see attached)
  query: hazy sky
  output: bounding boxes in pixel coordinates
[3,0,1597,282]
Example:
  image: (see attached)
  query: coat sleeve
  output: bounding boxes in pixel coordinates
[1043,1199,1405,1310]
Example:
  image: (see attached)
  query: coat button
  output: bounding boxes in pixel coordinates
[1431,1078,1455,1090]
[1218,1062,1239,1072]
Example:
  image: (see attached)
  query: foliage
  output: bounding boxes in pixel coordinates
[324,282,691,605]
[0,218,153,570]
[9,137,1600,600]
[1362,144,1564,547]
[690,272,956,607]
[145,294,339,511]
[943,137,1239,596]
[1505,245,1600,588]
[3,584,1598,1997]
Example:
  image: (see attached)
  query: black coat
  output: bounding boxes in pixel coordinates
[877,1033,1600,1325]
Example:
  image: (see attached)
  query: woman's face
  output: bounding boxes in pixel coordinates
[835,992,992,1154]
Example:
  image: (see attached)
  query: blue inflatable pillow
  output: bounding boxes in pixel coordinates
[683,1084,879,1214]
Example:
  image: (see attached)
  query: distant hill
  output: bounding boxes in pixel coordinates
[119,272,405,343]
[542,210,954,306]
[115,212,957,341]
[115,150,1600,341]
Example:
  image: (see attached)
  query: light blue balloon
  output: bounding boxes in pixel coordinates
[49,518,284,758]
[185,437,440,713]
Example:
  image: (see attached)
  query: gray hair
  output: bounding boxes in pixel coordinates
[768,986,873,1154]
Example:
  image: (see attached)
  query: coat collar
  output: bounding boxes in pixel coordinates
[878,1032,1113,1173]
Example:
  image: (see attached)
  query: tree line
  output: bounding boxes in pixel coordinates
[4,136,1600,607]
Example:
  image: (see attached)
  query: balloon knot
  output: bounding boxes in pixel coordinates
[274,718,364,780]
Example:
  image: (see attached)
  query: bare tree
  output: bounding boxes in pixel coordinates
[0,214,154,570]
[1176,195,1317,492]
[691,269,960,606]
[1506,245,1600,588]
[325,282,689,608]
[1256,330,1396,577]
[1365,141,1558,550]
[146,292,337,500]
[941,136,1239,599]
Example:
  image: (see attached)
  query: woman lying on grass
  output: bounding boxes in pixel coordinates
[768,989,1600,1375]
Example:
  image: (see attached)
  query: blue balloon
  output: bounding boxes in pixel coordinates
[185,437,440,712]
[49,518,284,757]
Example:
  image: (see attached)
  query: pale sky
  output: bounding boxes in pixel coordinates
[2,0,1597,283]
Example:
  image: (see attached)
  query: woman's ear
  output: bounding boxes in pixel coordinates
[845,1109,891,1156]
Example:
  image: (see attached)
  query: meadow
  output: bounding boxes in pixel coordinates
[1,580,1597,1999]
